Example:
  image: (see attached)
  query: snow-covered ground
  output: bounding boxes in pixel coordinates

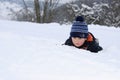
[0,20,120,80]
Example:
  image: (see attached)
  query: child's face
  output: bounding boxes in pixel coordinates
[72,37,86,47]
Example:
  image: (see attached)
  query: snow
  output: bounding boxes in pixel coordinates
[0,20,120,80]
[82,4,92,10]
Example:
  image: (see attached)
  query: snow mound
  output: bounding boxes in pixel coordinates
[0,20,120,80]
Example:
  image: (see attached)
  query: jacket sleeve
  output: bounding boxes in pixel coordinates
[65,39,69,45]
[87,38,103,53]
[64,38,73,46]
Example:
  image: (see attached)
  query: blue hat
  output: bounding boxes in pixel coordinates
[70,32,88,38]
[70,18,88,38]
[75,16,84,22]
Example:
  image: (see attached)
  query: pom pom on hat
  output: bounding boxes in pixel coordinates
[75,16,84,22]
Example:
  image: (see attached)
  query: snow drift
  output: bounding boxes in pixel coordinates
[0,20,120,80]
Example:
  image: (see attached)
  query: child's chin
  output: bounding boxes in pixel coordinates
[75,45,81,47]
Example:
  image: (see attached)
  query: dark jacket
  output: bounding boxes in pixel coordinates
[64,32,103,53]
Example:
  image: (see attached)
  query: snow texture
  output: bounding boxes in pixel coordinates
[0,20,120,80]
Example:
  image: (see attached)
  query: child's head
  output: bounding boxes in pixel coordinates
[70,16,88,47]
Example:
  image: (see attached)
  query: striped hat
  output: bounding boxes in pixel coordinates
[70,16,88,38]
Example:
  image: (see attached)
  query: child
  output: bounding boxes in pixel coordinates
[64,16,103,53]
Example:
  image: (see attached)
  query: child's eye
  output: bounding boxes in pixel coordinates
[73,37,81,39]
[73,37,77,38]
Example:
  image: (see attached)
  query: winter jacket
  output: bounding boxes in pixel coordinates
[64,32,103,53]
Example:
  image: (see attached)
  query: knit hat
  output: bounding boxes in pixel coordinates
[70,16,88,38]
